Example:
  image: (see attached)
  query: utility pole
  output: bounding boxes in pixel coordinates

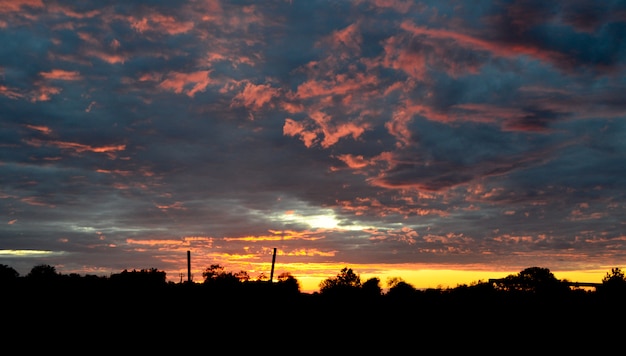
[187,250,191,283]
[269,248,277,283]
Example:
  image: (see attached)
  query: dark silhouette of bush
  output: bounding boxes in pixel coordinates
[385,278,418,301]
[361,277,382,298]
[26,264,59,282]
[0,264,19,284]
[319,266,361,297]
[276,272,301,296]
[598,267,626,297]
[492,266,571,297]
[109,268,167,289]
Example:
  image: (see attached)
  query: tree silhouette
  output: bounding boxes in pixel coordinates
[319,267,361,297]
[276,272,301,295]
[202,264,240,289]
[494,267,569,295]
[234,270,250,282]
[386,279,417,300]
[0,264,19,283]
[27,264,59,283]
[109,268,167,289]
[598,267,626,296]
[361,277,382,297]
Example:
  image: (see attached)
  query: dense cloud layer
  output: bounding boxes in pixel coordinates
[1,0,625,287]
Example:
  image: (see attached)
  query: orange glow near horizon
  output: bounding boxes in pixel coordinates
[168,260,611,294]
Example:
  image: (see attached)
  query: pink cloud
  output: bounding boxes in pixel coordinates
[400,21,567,65]
[0,84,24,99]
[24,124,52,135]
[155,201,187,211]
[321,121,369,148]
[159,70,213,97]
[369,0,414,13]
[307,111,370,148]
[381,35,427,79]
[75,32,129,64]
[84,50,127,64]
[40,69,82,81]
[319,23,362,59]
[31,84,61,102]
[47,3,100,19]
[335,154,370,169]
[0,0,43,13]
[283,118,318,148]
[24,138,126,158]
[130,14,194,35]
[20,196,55,208]
[296,72,379,99]
[231,82,280,110]
[385,101,455,147]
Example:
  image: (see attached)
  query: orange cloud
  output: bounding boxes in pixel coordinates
[335,154,370,169]
[231,82,280,110]
[127,238,190,247]
[84,50,127,64]
[386,101,456,146]
[381,35,428,79]
[96,169,132,176]
[283,118,318,148]
[307,110,370,148]
[0,85,23,99]
[453,103,525,125]
[296,72,379,99]
[77,31,128,64]
[31,84,61,102]
[24,124,52,135]
[24,138,126,157]
[130,14,194,35]
[20,196,55,208]
[0,0,43,13]
[371,0,414,13]
[40,69,82,81]
[320,23,362,59]
[400,21,566,64]
[155,201,187,211]
[159,70,213,97]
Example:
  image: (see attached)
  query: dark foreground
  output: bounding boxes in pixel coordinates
[5,282,623,354]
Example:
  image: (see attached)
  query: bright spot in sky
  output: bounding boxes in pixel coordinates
[0,249,62,257]
[304,214,340,229]
[278,209,370,230]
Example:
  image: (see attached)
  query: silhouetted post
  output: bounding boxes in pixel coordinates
[187,250,191,283]
[269,248,277,283]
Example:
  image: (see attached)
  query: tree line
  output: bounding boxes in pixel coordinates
[3,262,626,299]
[4,262,626,345]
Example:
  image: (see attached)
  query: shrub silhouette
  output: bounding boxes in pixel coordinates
[319,266,361,296]
[598,267,626,296]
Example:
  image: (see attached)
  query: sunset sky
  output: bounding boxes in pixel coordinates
[1,0,626,293]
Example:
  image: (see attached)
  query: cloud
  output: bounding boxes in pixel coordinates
[40,69,82,81]
[158,70,214,97]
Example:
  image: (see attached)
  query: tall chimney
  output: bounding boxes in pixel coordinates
[269,248,277,283]
[187,250,191,283]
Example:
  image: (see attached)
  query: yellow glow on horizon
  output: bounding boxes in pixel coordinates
[167,254,614,294]
[289,267,610,294]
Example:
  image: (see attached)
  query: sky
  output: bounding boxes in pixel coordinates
[1,0,626,293]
